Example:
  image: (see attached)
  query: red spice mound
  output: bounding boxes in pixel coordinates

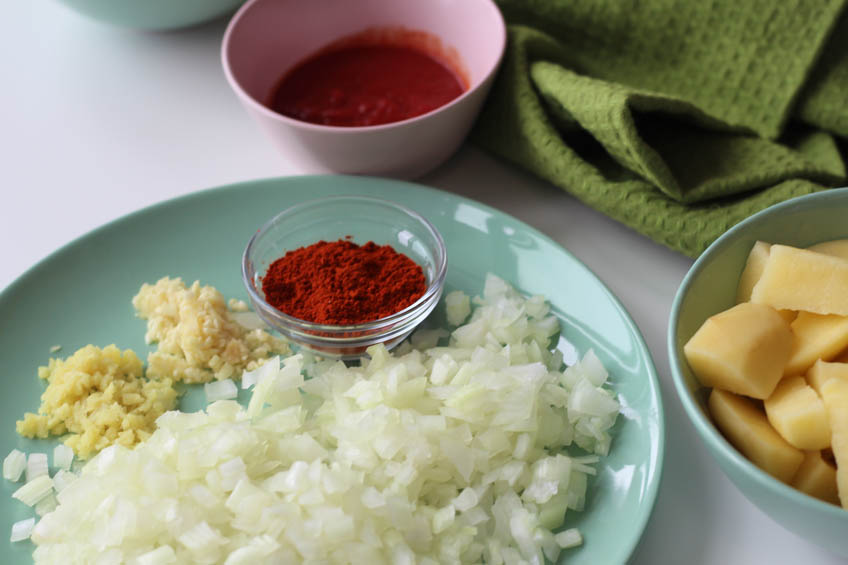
[261,239,427,325]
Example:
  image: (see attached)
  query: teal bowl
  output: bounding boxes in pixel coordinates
[668,187,848,556]
[55,0,245,30]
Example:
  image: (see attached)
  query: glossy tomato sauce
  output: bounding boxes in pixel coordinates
[267,36,467,127]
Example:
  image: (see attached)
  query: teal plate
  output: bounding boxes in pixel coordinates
[0,176,663,564]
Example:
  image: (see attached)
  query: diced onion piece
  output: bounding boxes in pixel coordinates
[230,311,268,330]
[52,469,77,493]
[10,517,35,542]
[432,505,455,534]
[26,453,48,483]
[53,445,74,472]
[35,493,58,516]
[578,349,609,386]
[410,328,449,349]
[555,527,583,549]
[445,290,471,326]
[205,379,238,402]
[136,545,176,565]
[3,449,27,482]
[453,487,479,512]
[12,474,53,506]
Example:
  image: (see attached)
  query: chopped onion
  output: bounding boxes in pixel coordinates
[12,474,53,507]
[10,517,35,542]
[51,469,77,493]
[24,274,619,564]
[555,527,583,549]
[445,290,471,326]
[230,311,268,330]
[241,356,279,389]
[35,493,57,516]
[26,453,48,483]
[204,379,238,402]
[136,545,176,565]
[53,444,74,471]
[3,449,27,482]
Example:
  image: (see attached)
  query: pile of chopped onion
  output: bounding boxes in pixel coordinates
[22,274,620,564]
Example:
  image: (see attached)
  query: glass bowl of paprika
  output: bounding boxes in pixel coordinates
[242,195,447,358]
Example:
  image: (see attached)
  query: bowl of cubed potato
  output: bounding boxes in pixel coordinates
[668,187,848,556]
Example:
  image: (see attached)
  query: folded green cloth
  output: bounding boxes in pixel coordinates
[473,0,848,257]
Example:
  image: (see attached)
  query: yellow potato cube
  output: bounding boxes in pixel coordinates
[736,241,771,303]
[764,376,830,450]
[790,450,840,506]
[750,244,848,316]
[808,239,848,261]
[819,376,848,508]
[684,302,793,399]
[709,389,804,483]
[806,360,848,395]
[777,310,798,325]
[784,312,848,377]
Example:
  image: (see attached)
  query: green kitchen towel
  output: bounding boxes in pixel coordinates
[474,0,848,257]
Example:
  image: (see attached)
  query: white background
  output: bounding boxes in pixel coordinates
[1,2,843,563]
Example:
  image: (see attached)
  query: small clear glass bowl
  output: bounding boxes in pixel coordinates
[242,195,447,359]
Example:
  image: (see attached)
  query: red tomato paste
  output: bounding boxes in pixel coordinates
[267,32,467,127]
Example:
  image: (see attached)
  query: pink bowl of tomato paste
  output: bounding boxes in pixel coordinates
[242,195,447,359]
[221,0,506,179]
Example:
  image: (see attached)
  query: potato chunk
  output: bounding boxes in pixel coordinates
[709,389,803,483]
[783,312,848,377]
[736,241,771,303]
[750,244,848,316]
[764,376,830,450]
[819,376,848,508]
[806,360,848,395]
[684,302,793,399]
[808,239,848,261]
[790,450,840,505]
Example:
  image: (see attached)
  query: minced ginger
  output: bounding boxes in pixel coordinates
[132,277,289,383]
[17,278,289,457]
[16,344,177,458]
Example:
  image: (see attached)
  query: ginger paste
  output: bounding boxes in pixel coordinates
[16,344,177,458]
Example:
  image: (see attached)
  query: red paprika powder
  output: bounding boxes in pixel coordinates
[261,239,427,325]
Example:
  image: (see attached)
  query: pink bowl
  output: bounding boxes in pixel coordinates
[221,0,505,179]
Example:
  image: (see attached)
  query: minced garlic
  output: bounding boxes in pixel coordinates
[16,344,177,458]
[132,277,289,383]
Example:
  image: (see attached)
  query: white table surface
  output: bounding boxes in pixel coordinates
[2,3,842,564]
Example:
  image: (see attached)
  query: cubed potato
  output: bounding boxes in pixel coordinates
[808,239,848,261]
[790,450,840,506]
[736,241,771,303]
[783,312,848,377]
[709,389,804,483]
[684,303,793,399]
[750,244,848,316]
[764,376,830,450]
[819,376,848,508]
[777,310,798,325]
[806,360,848,395]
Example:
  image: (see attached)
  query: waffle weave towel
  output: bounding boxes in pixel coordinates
[473,0,848,257]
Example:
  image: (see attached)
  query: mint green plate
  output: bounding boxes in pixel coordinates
[0,176,663,564]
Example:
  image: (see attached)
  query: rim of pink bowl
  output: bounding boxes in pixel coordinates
[220,0,507,134]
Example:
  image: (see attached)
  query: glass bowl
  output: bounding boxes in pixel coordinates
[242,195,447,359]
